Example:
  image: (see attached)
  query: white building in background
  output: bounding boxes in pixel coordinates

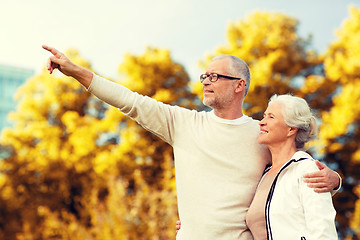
[0,64,34,131]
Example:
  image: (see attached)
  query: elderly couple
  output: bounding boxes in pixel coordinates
[43,45,339,240]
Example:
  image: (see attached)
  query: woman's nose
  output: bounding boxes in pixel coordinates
[259,119,266,126]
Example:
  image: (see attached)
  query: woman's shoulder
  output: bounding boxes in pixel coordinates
[290,151,319,175]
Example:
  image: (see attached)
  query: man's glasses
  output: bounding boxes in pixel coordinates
[200,73,244,83]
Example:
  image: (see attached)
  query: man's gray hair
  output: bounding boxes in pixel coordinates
[213,55,250,96]
[268,94,317,149]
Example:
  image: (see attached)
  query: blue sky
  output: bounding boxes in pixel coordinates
[1,0,358,81]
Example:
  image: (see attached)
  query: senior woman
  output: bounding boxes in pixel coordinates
[245,94,337,239]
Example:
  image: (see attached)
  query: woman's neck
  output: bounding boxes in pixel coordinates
[267,142,297,174]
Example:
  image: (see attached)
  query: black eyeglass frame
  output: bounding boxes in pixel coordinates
[200,73,245,84]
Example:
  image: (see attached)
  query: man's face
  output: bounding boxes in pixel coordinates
[202,58,237,110]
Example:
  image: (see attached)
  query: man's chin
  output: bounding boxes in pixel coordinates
[203,99,214,108]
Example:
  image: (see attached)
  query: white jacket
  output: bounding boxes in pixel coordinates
[264,151,338,240]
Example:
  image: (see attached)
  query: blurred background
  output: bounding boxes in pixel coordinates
[1,0,360,239]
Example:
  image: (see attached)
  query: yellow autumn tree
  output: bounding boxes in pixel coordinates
[0,49,103,240]
[0,46,199,239]
[195,11,319,118]
[317,6,360,239]
[2,8,359,240]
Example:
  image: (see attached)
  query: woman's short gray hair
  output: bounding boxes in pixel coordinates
[268,94,317,149]
[212,55,250,96]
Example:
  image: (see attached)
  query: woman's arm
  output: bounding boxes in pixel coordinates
[299,161,338,239]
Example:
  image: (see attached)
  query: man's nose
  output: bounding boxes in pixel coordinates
[202,76,211,85]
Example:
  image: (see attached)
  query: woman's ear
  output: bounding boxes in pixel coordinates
[288,127,298,137]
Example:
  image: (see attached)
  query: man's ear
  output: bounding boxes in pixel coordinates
[234,79,246,93]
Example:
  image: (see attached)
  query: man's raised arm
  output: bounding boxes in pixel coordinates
[42,45,93,88]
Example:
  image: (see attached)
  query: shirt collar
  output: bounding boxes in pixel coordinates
[210,110,252,125]
[290,151,313,161]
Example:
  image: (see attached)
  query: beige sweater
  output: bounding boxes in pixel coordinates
[88,74,270,240]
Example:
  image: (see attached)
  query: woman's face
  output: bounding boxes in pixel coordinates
[258,102,292,146]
